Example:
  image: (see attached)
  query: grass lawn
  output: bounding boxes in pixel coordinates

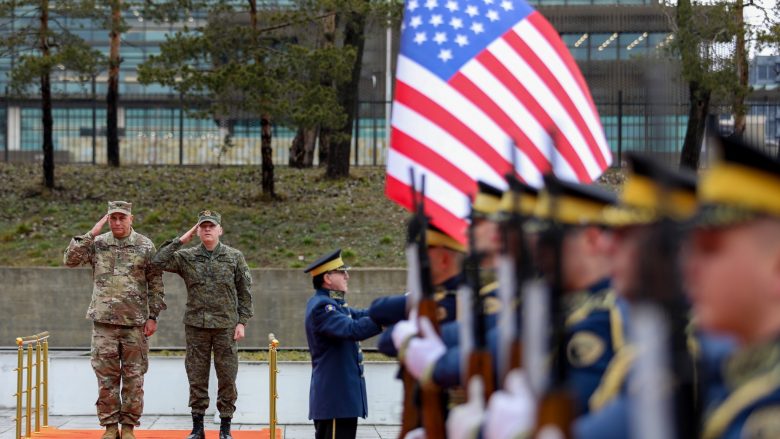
[0,164,409,268]
[0,163,624,267]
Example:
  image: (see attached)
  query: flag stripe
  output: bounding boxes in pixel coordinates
[395,56,517,166]
[394,80,510,179]
[449,72,550,181]
[392,102,507,188]
[386,174,468,244]
[467,49,592,180]
[390,128,476,194]
[489,36,602,177]
[520,14,611,166]
[503,31,606,173]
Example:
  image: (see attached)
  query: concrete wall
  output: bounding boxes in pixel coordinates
[0,352,403,424]
[0,267,407,349]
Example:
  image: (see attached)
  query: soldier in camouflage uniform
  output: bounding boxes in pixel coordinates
[63,201,166,439]
[152,210,253,439]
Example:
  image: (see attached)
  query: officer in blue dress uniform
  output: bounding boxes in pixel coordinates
[304,249,382,439]
[684,136,780,439]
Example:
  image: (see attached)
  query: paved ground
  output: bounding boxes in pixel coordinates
[0,410,401,439]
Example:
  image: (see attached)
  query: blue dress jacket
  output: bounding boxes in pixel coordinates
[305,288,382,420]
[702,337,780,439]
[371,274,463,357]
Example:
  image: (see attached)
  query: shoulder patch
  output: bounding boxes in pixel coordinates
[325,304,336,312]
[436,306,448,321]
[567,331,606,368]
[743,406,780,439]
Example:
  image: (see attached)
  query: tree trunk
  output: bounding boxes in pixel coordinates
[303,127,317,167]
[290,127,318,168]
[261,115,275,197]
[679,82,710,170]
[326,6,368,179]
[732,0,748,137]
[318,129,330,167]
[249,0,275,196]
[106,0,122,167]
[40,1,54,188]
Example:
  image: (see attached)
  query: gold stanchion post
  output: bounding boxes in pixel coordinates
[42,336,49,427]
[35,336,41,433]
[15,338,23,439]
[268,333,279,439]
[26,343,32,438]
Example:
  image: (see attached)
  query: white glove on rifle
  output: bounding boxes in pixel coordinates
[392,310,419,356]
[484,370,537,439]
[403,317,446,380]
[446,376,486,439]
[403,427,427,439]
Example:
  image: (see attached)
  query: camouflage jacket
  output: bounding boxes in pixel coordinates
[153,239,253,328]
[63,229,166,326]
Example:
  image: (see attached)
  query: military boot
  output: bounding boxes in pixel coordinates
[186,414,205,439]
[101,424,119,439]
[219,417,233,439]
[120,425,135,439]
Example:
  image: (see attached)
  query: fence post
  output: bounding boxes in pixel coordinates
[92,75,97,165]
[42,336,48,427]
[179,93,184,165]
[617,90,623,166]
[34,337,40,433]
[25,344,32,438]
[354,104,360,166]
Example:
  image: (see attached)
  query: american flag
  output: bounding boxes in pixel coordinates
[385,0,612,243]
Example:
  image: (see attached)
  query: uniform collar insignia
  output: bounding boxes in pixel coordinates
[106,229,136,247]
[724,339,780,390]
[328,290,346,301]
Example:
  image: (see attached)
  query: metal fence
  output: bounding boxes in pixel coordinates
[2,97,779,167]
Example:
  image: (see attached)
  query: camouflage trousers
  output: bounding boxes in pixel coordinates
[185,325,238,417]
[90,322,149,426]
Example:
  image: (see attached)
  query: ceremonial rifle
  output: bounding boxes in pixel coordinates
[531,174,577,439]
[463,201,496,403]
[629,159,700,439]
[398,169,447,439]
[496,146,535,385]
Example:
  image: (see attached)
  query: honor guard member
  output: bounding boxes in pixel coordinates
[554,153,702,439]
[304,249,382,439]
[392,181,509,389]
[452,179,628,439]
[64,201,166,439]
[152,210,253,439]
[684,137,780,439]
[369,225,466,357]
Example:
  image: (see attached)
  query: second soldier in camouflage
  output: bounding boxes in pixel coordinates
[152,210,253,439]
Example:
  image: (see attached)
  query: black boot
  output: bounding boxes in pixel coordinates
[219,417,233,439]
[186,414,205,439]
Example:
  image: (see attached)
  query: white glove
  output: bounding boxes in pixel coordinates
[446,376,486,439]
[403,317,446,379]
[403,427,427,439]
[484,370,537,439]
[392,310,419,354]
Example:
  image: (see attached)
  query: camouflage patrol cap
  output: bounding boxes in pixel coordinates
[107,201,132,216]
[197,210,222,226]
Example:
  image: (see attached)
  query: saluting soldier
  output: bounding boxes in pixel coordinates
[64,201,166,439]
[303,249,382,439]
[152,210,253,439]
[684,137,780,439]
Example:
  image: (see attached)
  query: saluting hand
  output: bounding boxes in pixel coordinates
[179,224,199,244]
[234,323,245,341]
[90,214,109,236]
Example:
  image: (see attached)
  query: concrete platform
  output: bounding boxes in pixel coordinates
[0,410,401,439]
